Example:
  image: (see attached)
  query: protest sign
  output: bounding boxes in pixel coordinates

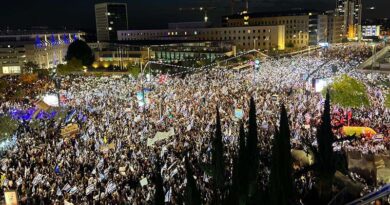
[147,128,175,146]
[4,190,18,205]
[140,177,148,187]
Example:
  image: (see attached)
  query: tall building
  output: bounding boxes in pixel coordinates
[336,0,362,39]
[95,2,128,42]
[0,30,84,74]
[326,11,344,43]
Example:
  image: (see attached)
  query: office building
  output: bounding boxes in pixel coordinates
[362,25,381,37]
[95,2,128,42]
[221,10,341,48]
[336,0,362,39]
[87,42,235,69]
[326,11,344,43]
[0,30,84,74]
[118,25,285,51]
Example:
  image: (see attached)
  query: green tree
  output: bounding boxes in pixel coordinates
[65,40,94,66]
[211,107,226,204]
[153,161,165,205]
[237,123,249,204]
[286,42,295,48]
[246,97,259,198]
[385,92,390,108]
[58,58,84,75]
[184,157,202,205]
[325,74,369,108]
[315,91,336,204]
[0,116,19,140]
[269,105,294,205]
[22,61,39,73]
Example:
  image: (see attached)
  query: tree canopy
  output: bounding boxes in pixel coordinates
[324,74,369,108]
[65,40,94,66]
[58,58,84,75]
[385,92,390,108]
[22,61,39,73]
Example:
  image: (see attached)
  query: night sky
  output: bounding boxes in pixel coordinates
[1,0,388,30]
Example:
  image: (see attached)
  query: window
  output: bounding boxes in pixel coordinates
[2,66,21,74]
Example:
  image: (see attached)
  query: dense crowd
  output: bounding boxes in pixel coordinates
[0,44,389,204]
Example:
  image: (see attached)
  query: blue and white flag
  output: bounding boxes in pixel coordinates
[106,182,117,194]
[86,184,95,195]
[69,186,78,195]
[32,174,43,186]
[165,187,172,202]
[62,183,71,192]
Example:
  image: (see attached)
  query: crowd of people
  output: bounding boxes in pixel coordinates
[0,43,388,204]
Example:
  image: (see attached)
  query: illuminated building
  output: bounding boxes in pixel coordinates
[336,0,362,39]
[118,25,285,51]
[0,31,84,74]
[221,10,342,48]
[95,2,128,42]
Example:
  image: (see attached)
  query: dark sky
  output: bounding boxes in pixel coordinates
[1,0,388,30]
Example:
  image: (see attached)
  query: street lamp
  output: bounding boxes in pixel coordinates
[371,44,376,70]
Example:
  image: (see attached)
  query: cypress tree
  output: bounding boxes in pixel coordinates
[269,105,294,205]
[227,123,247,205]
[153,161,165,205]
[184,157,202,205]
[246,97,259,197]
[315,90,336,203]
[211,107,225,204]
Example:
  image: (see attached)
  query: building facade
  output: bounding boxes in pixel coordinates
[222,10,343,48]
[327,11,344,43]
[0,31,84,74]
[87,42,234,69]
[117,25,285,51]
[95,3,128,42]
[336,0,362,39]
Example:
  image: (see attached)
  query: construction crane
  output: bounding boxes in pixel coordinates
[179,7,216,23]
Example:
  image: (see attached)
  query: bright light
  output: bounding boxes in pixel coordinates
[315,78,332,93]
[43,94,59,107]
[108,27,113,31]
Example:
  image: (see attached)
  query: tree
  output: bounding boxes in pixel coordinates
[19,73,38,84]
[237,122,249,204]
[65,40,94,66]
[58,58,84,75]
[286,42,295,48]
[315,91,336,204]
[269,105,294,205]
[153,161,165,205]
[22,61,39,73]
[324,74,369,108]
[246,97,260,198]
[385,92,390,108]
[184,157,202,205]
[211,107,225,204]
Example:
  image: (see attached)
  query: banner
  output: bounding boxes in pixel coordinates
[4,191,18,205]
[147,128,175,146]
[61,124,79,138]
[342,126,377,138]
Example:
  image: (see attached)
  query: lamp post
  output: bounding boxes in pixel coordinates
[371,44,376,70]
